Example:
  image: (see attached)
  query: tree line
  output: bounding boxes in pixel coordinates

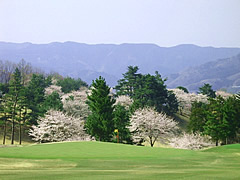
[189,94,240,146]
[174,83,240,146]
[0,60,87,144]
[1,63,179,146]
[1,60,240,148]
[85,66,179,145]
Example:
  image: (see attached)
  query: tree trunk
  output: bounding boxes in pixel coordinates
[216,140,218,146]
[11,118,15,145]
[11,99,18,145]
[150,136,154,147]
[19,122,22,145]
[3,113,7,145]
[19,108,22,145]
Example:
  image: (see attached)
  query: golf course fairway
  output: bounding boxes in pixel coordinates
[0,141,240,179]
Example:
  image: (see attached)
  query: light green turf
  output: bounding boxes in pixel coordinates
[0,142,240,180]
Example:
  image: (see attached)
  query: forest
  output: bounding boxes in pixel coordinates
[0,59,240,149]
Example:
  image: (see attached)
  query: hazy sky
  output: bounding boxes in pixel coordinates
[1,0,240,47]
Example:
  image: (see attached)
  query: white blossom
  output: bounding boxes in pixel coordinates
[169,132,214,150]
[216,91,233,99]
[114,95,133,109]
[171,89,208,116]
[29,110,90,142]
[129,107,179,147]
[61,87,88,101]
[62,88,90,119]
[51,78,58,85]
[45,85,63,96]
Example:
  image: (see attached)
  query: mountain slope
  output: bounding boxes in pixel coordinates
[167,54,240,93]
[0,41,239,86]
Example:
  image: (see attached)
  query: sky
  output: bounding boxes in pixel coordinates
[0,0,240,47]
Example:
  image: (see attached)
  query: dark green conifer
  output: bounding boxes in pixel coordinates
[86,76,115,141]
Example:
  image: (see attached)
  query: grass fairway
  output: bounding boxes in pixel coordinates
[0,142,240,179]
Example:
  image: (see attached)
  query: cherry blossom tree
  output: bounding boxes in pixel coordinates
[45,84,63,96]
[169,133,213,150]
[114,95,133,109]
[129,107,179,147]
[171,89,208,116]
[29,110,90,143]
[62,88,90,119]
[216,90,233,99]
[61,87,89,102]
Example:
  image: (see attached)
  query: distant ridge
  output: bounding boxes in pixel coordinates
[167,53,240,93]
[0,41,239,88]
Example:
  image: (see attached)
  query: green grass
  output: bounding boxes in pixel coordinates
[174,113,190,131]
[0,137,32,145]
[0,128,34,145]
[0,142,240,179]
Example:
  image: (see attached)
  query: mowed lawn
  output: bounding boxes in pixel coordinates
[0,142,240,180]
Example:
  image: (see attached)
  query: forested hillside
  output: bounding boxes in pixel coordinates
[167,53,240,93]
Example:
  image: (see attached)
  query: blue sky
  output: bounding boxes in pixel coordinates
[0,0,240,47]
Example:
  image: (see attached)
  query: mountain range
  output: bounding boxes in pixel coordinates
[167,54,240,93]
[0,41,239,92]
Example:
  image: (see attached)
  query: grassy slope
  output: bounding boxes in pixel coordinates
[0,126,33,145]
[0,142,240,180]
[174,113,190,131]
[0,136,32,145]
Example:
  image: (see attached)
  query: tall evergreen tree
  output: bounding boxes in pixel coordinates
[0,81,10,144]
[16,87,29,145]
[222,95,240,143]
[204,96,227,146]
[189,95,240,145]
[115,66,140,98]
[198,83,216,98]
[188,101,208,133]
[86,76,115,141]
[0,96,10,144]
[116,67,178,115]
[25,74,50,125]
[6,68,24,144]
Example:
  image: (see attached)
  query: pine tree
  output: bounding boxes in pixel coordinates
[118,69,178,115]
[204,97,228,146]
[86,76,115,141]
[115,66,140,98]
[25,74,50,125]
[198,83,216,98]
[188,101,208,133]
[6,68,23,144]
[222,96,240,143]
[0,96,10,144]
[17,87,29,145]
